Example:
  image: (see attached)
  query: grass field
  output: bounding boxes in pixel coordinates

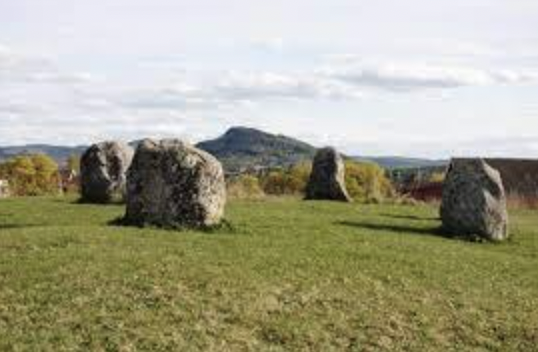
[0,197,537,351]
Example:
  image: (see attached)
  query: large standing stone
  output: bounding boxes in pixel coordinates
[305,147,351,202]
[123,139,226,228]
[80,141,134,203]
[441,158,509,241]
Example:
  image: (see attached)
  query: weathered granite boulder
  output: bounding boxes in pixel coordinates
[305,147,351,202]
[80,141,134,203]
[123,139,226,228]
[441,158,509,241]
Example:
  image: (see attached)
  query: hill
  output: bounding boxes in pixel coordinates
[0,128,318,172]
[196,127,317,173]
[0,129,471,173]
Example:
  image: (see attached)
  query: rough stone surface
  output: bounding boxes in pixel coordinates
[124,139,226,228]
[441,158,509,241]
[80,141,134,203]
[305,147,351,202]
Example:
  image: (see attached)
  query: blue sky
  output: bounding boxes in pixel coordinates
[1,0,537,158]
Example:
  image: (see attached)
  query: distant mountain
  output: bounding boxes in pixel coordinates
[0,127,449,172]
[352,156,448,170]
[196,127,317,173]
[0,144,87,164]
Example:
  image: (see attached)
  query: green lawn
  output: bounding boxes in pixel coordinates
[0,197,537,351]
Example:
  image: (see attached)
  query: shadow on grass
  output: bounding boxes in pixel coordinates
[336,220,452,239]
[109,216,239,235]
[380,213,440,221]
[75,198,126,206]
[0,223,44,230]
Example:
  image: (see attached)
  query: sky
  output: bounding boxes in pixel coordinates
[0,0,537,158]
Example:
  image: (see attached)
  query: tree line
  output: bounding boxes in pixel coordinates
[227,161,396,203]
[1,153,398,203]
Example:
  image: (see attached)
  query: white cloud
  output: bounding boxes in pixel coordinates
[118,61,535,113]
[211,71,362,101]
[1,41,537,158]
[0,43,97,85]
[1,43,534,114]
[118,70,363,112]
[320,61,534,91]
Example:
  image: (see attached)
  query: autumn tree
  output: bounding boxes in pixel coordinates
[227,175,265,199]
[259,163,312,196]
[0,154,60,196]
[345,161,395,203]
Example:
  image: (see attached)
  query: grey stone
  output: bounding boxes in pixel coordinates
[80,141,134,203]
[441,158,509,241]
[305,147,351,202]
[123,139,226,228]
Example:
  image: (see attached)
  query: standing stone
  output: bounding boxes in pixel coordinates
[441,158,509,241]
[80,141,134,203]
[123,139,226,228]
[305,147,351,202]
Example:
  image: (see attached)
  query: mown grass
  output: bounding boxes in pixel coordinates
[0,197,537,351]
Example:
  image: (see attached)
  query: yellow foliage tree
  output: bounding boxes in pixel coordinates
[260,162,312,196]
[0,154,60,196]
[227,175,265,199]
[345,161,395,203]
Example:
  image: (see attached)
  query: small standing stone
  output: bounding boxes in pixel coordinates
[305,147,351,202]
[123,139,226,228]
[441,158,509,241]
[80,141,134,203]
